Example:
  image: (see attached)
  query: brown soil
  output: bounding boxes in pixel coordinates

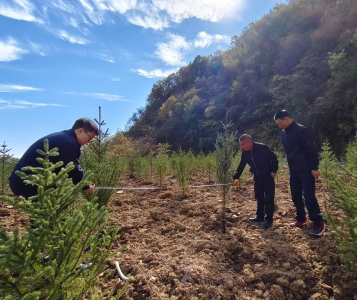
[2,172,357,300]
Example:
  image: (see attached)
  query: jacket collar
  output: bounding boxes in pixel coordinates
[284,121,297,134]
[67,129,81,147]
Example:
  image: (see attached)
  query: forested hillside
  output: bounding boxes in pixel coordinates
[126,0,357,156]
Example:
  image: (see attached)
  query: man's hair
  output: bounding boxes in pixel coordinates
[274,110,290,120]
[72,118,99,135]
[239,134,253,142]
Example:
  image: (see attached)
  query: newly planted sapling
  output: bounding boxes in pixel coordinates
[0,141,14,197]
[171,150,191,195]
[345,138,357,171]
[0,140,121,299]
[139,157,150,182]
[215,117,238,233]
[80,107,124,208]
[319,141,338,190]
[205,152,216,182]
[196,151,206,176]
[153,154,169,187]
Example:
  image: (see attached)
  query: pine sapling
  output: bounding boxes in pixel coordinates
[325,162,357,270]
[139,157,150,182]
[197,152,206,176]
[0,141,13,196]
[0,140,121,299]
[215,117,238,233]
[319,141,338,190]
[346,138,357,171]
[80,107,124,208]
[205,153,216,182]
[171,150,191,195]
[153,154,169,187]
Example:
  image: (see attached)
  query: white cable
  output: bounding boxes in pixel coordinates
[115,261,130,281]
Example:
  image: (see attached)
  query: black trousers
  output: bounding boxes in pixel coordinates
[290,171,323,224]
[254,175,275,222]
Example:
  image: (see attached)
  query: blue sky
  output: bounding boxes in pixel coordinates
[0,0,284,158]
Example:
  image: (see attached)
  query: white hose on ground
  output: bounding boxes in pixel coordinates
[115,261,130,281]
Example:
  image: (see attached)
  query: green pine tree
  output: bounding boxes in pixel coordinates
[196,152,206,176]
[325,163,357,270]
[80,107,125,208]
[0,141,14,196]
[153,154,169,187]
[345,138,357,171]
[171,150,191,195]
[205,153,216,182]
[0,140,122,299]
[214,116,238,233]
[319,141,338,190]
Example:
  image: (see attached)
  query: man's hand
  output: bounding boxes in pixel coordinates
[84,183,96,195]
[311,170,320,180]
[271,172,276,178]
[232,179,239,186]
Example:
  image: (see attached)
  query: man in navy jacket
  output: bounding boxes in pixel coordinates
[274,110,325,236]
[233,134,278,229]
[9,118,98,199]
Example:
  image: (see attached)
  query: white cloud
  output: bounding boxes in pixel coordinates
[0,0,43,23]
[0,83,43,92]
[134,68,177,78]
[64,92,128,101]
[111,78,121,81]
[0,98,64,111]
[93,0,137,14]
[126,14,169,30]
[152,0,238,23]
[45,0,244,31]
[155,33,190,66]
[0,37,28,62]
[15,100,65,107]
[0,0,245,32]
[194,31,230,48]
[28,40,46,56]
[92,52,115,63]
[154,31,230,67]
[58,30,89,45]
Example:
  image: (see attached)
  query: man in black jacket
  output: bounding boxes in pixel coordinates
[9,118,98,199]
[233,134,278,229]
[274,110,325,236]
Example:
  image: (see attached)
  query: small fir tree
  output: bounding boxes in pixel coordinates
[325,163,357,270]
[171,150,191,195]
[205,153,216,182]
[215,117,238,233]
[345,138,357,171]
[153,154,169,187]
[80,107,124,208]
[0,141,14,196]
[319,141,338,190]
[0,140,121,299]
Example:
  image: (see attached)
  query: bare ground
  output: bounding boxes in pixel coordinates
[1,172,357,300]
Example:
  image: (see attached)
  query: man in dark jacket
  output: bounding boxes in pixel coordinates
[9,118,98,199]
[233,134,278,229]
[274,110,325,236]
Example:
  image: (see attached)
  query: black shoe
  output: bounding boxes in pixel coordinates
[309,221,325,236]
[262,220,272,229]
[249,217,264,223]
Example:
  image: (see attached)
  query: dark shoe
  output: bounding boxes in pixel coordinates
[249,217,264,223]
[262,220,272,229]
[309,221,325,236]
[290,217,308,228]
